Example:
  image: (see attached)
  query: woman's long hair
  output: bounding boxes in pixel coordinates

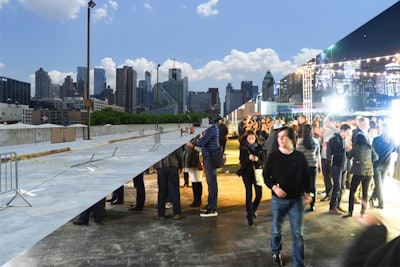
[301,124,313,150]
[239,130,258,147]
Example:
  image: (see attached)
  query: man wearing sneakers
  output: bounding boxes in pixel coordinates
[192,118,220,217]
[263,126,311,266]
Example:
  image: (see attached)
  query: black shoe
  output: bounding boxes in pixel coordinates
[189,202,201,207]
[321,195,330,202]
[342,213,352,218]
[94,221,104,225]
[305,206,315,212]
[110,200,123,205]
[72,221,88,226]
[106,198,116,202]
[173,214,184,219]
[272,253,283,266]
[128,205,143,211]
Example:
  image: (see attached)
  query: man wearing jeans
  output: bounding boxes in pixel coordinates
[263,126,311,267]
[328,123,352,215]
[190,119,220,217]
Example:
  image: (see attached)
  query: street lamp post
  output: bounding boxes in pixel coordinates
[156,64,160,131]
[86,0,96,140]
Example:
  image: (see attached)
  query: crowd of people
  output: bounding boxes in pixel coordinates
[72,113,399,266]
[234,113,399,266]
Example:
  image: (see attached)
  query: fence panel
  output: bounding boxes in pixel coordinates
[0,152,31,207]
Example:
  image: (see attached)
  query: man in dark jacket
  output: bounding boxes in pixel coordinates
[328,123,352,215]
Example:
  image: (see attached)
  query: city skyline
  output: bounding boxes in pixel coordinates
[1,0,398,100]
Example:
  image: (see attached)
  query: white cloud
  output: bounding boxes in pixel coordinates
[18,0,85,20]
[92,7,108,22]
[144,2,152,10]
[108,0,118,11]
[0,0,9,10]
[292,48,322,66]
[16,0,116,22]
[91,0,118,23]
[0,62,4,68]
[197,0,219,17]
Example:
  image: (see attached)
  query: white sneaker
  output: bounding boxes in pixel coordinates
[165,202,172,209]
[200,210,218,217]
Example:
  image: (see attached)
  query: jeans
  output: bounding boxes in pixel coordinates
[271,196,305,267]
[348,175,371,215]
[79,198,105,224]
[329,165,346,210]
[203,156,218,211]
[133,173,145,209]
[321,158,332,196]
[157,166,181,217]
[371,165,388,207]
[308,166,317,206]
[242,175,262,225]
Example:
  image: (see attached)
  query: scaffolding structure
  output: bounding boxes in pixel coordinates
[302,62,314,122]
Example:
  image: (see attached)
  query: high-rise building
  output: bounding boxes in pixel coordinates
[159,68,188,114]
[35,68,52,100]
[115,66,137,114]
[145,71,152,92]
[94,68,106,96]
[241,81,258,100]
[63,76,76,98]
[0,77,31,105]
[77,66,87,98]
[224,82,246,116]
[262,69,275,101]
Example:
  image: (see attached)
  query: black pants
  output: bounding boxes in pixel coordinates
[348,175,371,215]
[133,173,145,209]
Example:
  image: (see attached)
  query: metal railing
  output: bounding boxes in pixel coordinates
[0,152,31,207]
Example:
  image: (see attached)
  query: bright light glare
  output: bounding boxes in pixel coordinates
[323,95,346,113]
[391,99,400,145]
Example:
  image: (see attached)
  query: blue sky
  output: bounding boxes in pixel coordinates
[0,0,398,99]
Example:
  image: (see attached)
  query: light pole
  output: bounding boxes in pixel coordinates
[86,0,96,140]
[156,64,160,131]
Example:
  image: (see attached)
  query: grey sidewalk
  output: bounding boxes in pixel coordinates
[3,137,400,266]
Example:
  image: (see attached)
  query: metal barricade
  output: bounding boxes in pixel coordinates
[149,132,163,152]
[0,152,31,207]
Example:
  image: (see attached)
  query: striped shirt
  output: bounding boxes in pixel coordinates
[296,137,320,168]
[196,124,220,158]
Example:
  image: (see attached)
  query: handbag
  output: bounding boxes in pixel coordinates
[393,160,400,181]
[246,147,265,186]
[197,155,204,170]
[253,166,266,187]
[206,146,226,168]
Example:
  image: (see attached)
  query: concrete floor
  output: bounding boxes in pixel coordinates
[3,136,400,267]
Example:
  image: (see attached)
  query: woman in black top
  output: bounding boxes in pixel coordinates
[237,130,265,227]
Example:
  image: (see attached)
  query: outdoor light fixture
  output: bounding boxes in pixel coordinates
[88,0,96,8]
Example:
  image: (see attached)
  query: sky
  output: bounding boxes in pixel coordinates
[0,0,398,100]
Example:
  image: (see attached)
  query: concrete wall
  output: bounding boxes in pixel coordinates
[0,123,192,147]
